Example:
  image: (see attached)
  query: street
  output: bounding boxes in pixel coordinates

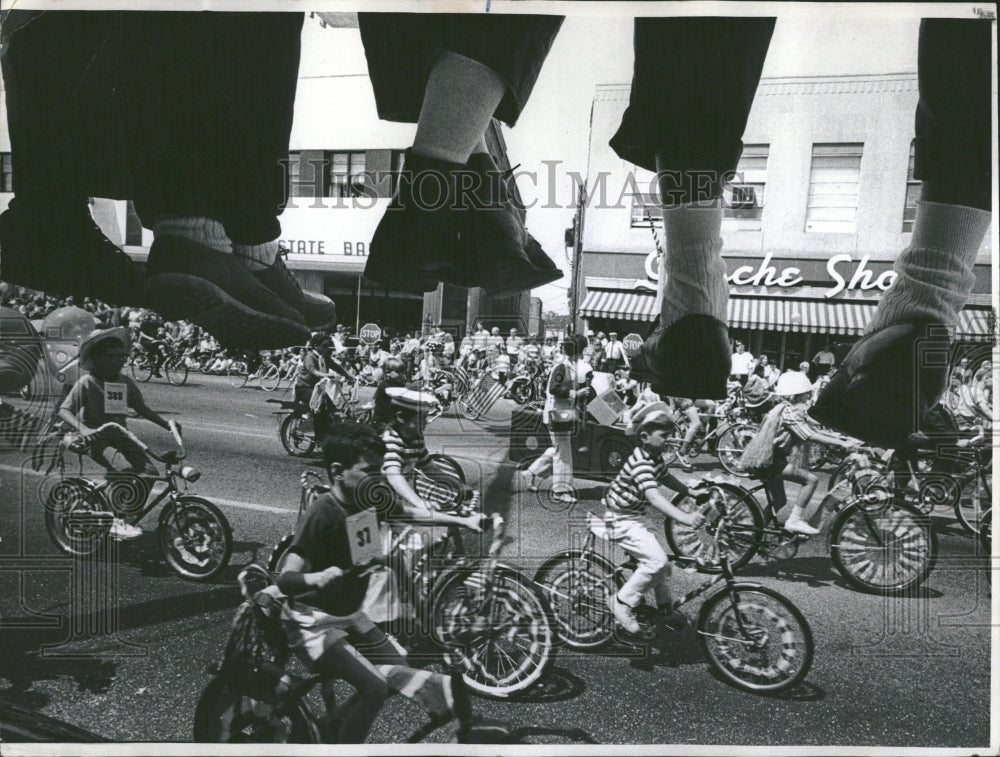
[0,376,992,747]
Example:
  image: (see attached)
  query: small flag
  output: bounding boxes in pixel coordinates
[463,374,506,417]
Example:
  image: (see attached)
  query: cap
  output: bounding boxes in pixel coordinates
[625,400,676,437]
[385,386,439,414]
[509,328,518,334]
[775,370,813,397]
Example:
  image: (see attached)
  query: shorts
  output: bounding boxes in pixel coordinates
[281,602,380,666]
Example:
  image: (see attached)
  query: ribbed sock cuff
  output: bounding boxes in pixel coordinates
[153,217,231,254]
[234,241,280,270]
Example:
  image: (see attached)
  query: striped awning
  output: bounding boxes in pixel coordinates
[579,290,658,321]
[581,287,995,341]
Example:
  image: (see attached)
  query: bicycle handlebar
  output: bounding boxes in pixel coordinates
[68,422,184,465]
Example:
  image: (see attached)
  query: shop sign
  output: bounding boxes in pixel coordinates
[644,251,898,298]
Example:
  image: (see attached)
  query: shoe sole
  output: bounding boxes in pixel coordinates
[146,274,309,350]
[481,266,563,299]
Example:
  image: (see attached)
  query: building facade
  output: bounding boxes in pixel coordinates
[576,75,994,370]
[0,14,531,339]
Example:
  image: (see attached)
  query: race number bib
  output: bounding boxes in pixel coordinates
[345,508,382,567]
[104,382,128,415]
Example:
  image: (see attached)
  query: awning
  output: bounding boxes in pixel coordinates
[582,288,995,341]
[579,290,658,321]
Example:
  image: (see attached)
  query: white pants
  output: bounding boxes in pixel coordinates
[527,427,574,493]
[598,516,672,608]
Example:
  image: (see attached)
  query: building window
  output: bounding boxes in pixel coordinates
[286,151,325,198]
[1,153,12,193]
[805,143,863,233]
[327,151,367,198]
[902,140,919,232]
[723,144,768,231]
[629,193,660,227]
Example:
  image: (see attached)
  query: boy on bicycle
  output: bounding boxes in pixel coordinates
[57,327,177,539]
[381,387,478,520]
[600,401,706,636]
[276,422,500,743]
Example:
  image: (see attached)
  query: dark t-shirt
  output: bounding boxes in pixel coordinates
[286,494,370,616]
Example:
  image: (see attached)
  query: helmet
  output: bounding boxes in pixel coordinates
[774,370,813,397]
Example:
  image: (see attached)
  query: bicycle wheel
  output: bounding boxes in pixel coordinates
[532,550,617,651]
[193,674,317,743]
[456,392,486,421]
[43,478,111,556]
[598,436,633,477]
[664,483,764,573]
[227,361,249,388]
[829,501,937,594]
[280,414,316,457]
[259,364,281,392]
[157,496,233,581]
[955,463,991,535]
[267,534,296,574]
[431,566,555,699]
[131,354,153,383]
[716,423,755,478]
[426,453,466,485]
[979,509,991,556]
[698,583,814,694]
[165,357,189,386]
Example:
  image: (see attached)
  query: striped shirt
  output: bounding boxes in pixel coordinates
[381,424,431,475]
[603,446,666,517]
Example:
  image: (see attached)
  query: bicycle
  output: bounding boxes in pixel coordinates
[532,498,814,694]
[271,376,376,457]
[664,401,758,477]
[268,472,556,699]
[663,467,937,595]
[193,561,515,744]
[258,352,301,393]
[43,421,233,581]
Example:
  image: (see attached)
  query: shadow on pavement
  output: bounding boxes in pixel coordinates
[506,666,586,704]
[505,725,599,744]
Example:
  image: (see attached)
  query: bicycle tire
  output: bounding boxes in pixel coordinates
[698,583,814,694]
[664,483,765,573]
[716,423,755,478]
[425,453,466,484]
[43,478,111,557]
[955,462,991,535]
[509,379,533,406]
[829,500,937,595]
[532,549,618,651]
[165,357,189,386]
[157,496,233,581]
[598,436,633,477]
[979,509,991,556]
[193,674,317,743]
[131,355,153,383]
[280,414,316,457]
[227,361,249,388]
[431,565,555,699]
[267,534,295,574]
[259,364,281,392]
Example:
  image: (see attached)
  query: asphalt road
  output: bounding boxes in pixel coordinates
[0,375,993,747]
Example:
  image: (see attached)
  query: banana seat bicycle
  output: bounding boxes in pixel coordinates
[267,471,556,700]
[532,497,814,694]
[193,563,512,744]
[664,466,937,595]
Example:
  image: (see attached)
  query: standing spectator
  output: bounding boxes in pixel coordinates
[758,354,779,388]
[602,332,630,374]
[505,328,523,368]
[440,331,455,365]
[486,327,504,355]
[812,342,836,377]
[729,341,754,386]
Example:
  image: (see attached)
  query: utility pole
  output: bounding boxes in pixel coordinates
[566,181,587,336]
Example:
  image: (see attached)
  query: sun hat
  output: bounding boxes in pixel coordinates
[774,370,813,397]
[79,327,131,370]
[625,400,676,437]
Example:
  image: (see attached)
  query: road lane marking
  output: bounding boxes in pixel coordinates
[0,463,293,515]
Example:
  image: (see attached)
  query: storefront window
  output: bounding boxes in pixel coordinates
[783,332,808,370]
[805,143,863,233]
[902,141,919,232]
[327,151,367,198]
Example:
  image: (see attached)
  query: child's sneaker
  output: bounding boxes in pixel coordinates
[783,517,819,536]
[608,593,641,634]
[109,518,143,540]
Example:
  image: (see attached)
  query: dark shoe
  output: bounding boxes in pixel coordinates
[459,153,563,296]
[0,199,146,305]
[144,236,309,350]
[243,250,337,329]
[364,150,464,293]
[630,314,731,400]
[809,320,950,449]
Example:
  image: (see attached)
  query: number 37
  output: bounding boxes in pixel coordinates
[356,527,372,547]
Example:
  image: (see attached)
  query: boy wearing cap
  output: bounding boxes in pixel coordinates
[599,401,705,636]
[381,387,480,527]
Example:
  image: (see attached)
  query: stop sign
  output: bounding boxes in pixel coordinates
[359,322,382,345]
[621,332,643,357]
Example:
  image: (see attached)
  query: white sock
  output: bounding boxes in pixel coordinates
[866,201,991,334]
[656,203,728,329]
[234,241,281,271]
[153,217,231,254]
[412,52,506,165]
